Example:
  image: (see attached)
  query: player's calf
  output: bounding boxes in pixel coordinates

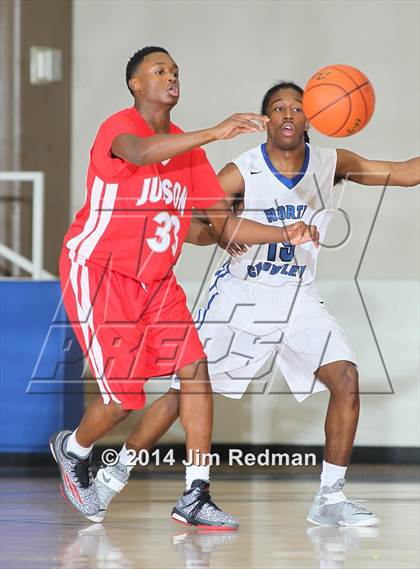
[90,391,182,522]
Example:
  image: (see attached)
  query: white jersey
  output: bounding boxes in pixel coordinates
[229,143,337,287]
[170,144,356,401]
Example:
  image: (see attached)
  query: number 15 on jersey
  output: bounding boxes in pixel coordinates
[267,242,295,263]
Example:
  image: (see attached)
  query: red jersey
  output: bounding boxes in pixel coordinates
[64,107,225,283]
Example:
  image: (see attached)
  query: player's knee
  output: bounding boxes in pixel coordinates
[178,358,210,385]
[329,362,359,402]
[106,400,131,422]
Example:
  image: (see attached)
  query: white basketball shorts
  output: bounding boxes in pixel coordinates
[171,267,357,402]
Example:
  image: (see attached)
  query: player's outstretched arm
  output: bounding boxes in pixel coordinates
[111,114,269,166]
[185,216,249,256]
[185,217,217,246]
[336,149,420,187]
[204,200,320,247]
[186,162,252,254]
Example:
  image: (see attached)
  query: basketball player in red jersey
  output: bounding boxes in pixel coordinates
[50,48,320,527]
[94,79,419,527]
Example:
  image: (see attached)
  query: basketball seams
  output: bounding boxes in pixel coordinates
[304,82,348,96]
[304,83,349,121]
[329,65,368,124]
[331,94,353,136]
[305,83,351,135]
[328,65,366,88]
[305,80,370,136]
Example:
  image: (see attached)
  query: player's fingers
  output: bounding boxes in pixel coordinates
[308,225,319,248]
[235,113,270,123]
[230,242,247,255]
[224,126,254,139]
[233,116,267,132]
[234,117,263,131]
[230,125,259,137]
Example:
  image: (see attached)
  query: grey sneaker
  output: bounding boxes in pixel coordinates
[171,480,239,530]
[307,479,380,527]
[87,463,129,523]
[49,430,100,518]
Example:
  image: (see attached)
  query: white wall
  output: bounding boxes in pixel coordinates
[72,1,419,446]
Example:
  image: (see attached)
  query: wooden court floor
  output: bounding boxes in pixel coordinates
[0,477,419,568]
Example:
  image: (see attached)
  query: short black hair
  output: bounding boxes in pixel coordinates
[261,81,309,143]
[126,46,169,95]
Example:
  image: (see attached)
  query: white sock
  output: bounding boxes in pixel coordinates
[65,430,93,459]
[118,445,135,473]
[185,465,210,490]
[320,460,347,488]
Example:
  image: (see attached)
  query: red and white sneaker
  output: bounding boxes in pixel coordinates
[50,430,100,519]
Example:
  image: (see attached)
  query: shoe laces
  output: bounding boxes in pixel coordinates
[73,458,93,489]
[189,487,221,518]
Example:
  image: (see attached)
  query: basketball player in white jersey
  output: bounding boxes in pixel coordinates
[94,81,419,527]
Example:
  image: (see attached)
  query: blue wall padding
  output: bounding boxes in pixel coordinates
[0,280,84,452]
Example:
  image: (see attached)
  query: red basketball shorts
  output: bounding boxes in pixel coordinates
[59,249,206,410]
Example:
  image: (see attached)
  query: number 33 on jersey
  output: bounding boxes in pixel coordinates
[137,176,183,255]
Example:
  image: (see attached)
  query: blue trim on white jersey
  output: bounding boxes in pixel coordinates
[195,260,230,331]
[261,143,310,189]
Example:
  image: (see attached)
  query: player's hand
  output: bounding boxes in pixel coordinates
[284,221,320,248]
[217,239,248,256]
[210,114,269,141]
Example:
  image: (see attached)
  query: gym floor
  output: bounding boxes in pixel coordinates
[1,466,419,568]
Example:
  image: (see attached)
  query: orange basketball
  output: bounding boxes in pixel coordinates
[303,64,375,137]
